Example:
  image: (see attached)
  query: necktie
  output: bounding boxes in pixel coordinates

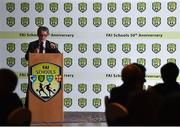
[39,42,43,53]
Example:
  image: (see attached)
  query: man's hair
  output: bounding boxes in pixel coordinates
[37,26,49,35]
[161,62,179,82]
[0,68,18,92]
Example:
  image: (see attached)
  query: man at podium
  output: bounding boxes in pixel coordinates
[25,26,60,60]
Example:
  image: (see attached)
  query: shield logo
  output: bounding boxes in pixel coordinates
[137,43,146,53]
[107,17,116,27]
[93,84,101,94]
[30,63,62,101]
[64,83,72,94]
[78,17,87,27]
[152,2,161,12]
[64,3,73,13]
[137,2,146,12]
[64,43,73,53]
[21,2,29,12]
[93,17,102,27]
[137,17,146,27]
[78,43,87,53]
[93,2,102,13]
[64,98,72,108]
[21,17,29,27]
[30,75,37,83]
[21,83,28,93]
[35,2,44,13]
[35,17,44,27]
[6,57,15,67]
[93,43,102,53]
[93,58,102,68]
[108,2,116,13]
[78,2,87,13]
[64,57,73,68]
[167,16,176,27]
[167,43,176,54]
[167,58,176,64]
[78,98,87,108]
[152,43,161,53]
[152,58,161,68]
[107,43,116,53]
[93,98,101,108]
[46,75,54,83]
[122,17,131,27]
[122,58,131,67]
[78,58,87,68]
[122,43,131,53]
[49,2,58,13]
[107,58,116,68]
[64,17,73,27]
[50,17,58,27]
[21,58,28,67]
[78,83,87,94]
[21,43,29,53]
[38,75,45,82]
[6,17,15,27]
[7,43,15,53]
[152,17,161,27]
[137,58,146,66]
[107,84,116,93]
[122,2,131,12]
[168,2,177,12]
[6,2,15,13]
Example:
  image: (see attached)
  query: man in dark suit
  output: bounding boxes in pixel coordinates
[149,63,180,98]
[25,26,60,60]
[109,64,145,108]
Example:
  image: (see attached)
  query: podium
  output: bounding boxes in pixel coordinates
[27,53,64,124]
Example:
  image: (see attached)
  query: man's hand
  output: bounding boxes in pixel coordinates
[33,48,39,53]
[50,42,56,49]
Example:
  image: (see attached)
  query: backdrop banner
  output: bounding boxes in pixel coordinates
[0,0,180,112]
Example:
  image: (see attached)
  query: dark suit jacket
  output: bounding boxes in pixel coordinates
[110,84,142,107]
[25,40,60,60]
[149,82,180,98]
[0,93,23,125]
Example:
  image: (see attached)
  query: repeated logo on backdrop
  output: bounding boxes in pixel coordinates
[5,1,177,27]
[2,1,179,111]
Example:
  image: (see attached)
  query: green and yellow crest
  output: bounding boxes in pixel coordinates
[93,98,101,108]
[29,63,62,102]
[152,58,161,68]
[21,2,29,12]
[78,57,87,68]
[35,17,44,27]
[64,98,72,108]
[35,2,44,13]
[122,58,131,67]
[64,57,73,68]
[107,58,116,68]
[93,58,102,68]
[137,2,146,12]
[6,2,15,13]
[78,2,87,13]
[93,2,102,13]
[49,2,58,13]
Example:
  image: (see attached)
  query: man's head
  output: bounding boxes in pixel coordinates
[0,68,18,95]
[161,62,179,83]
[121,64,144,89]
[133,63,146,82]
[37,26,49,42]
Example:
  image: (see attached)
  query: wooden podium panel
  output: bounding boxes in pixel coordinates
[28,53,64,123]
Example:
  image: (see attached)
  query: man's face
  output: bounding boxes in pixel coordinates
[38,31,49,42]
